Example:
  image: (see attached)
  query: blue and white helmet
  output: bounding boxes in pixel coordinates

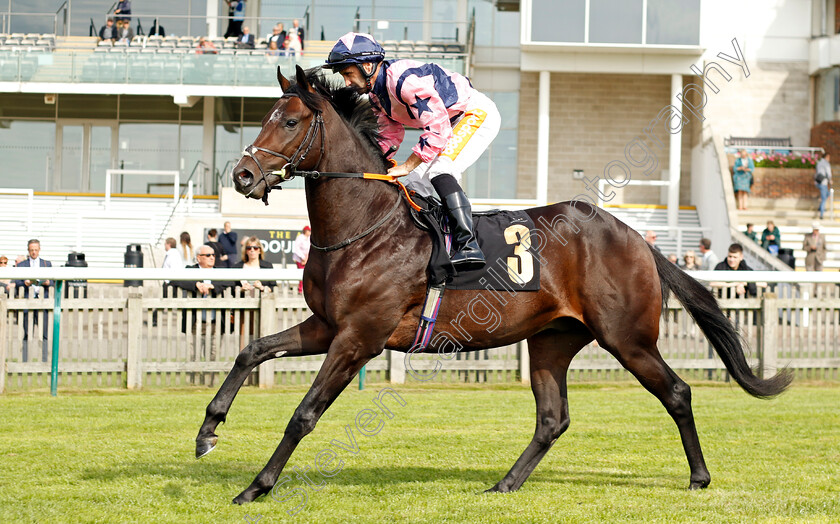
[324,32,385,72]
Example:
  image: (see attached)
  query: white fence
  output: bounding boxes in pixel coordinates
[1,268,839,392]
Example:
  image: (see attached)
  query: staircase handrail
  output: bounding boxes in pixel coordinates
[155,160,209,245]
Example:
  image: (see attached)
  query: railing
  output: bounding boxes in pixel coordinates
[54,1,69,37]
[354,18,468,43]
[155,161,208,245]
[105,169,180,210]
[2,268,840,394]
[0,48,470,86]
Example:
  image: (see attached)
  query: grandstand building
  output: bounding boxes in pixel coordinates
[0,0,832,269]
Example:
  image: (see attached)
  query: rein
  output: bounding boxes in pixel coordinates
[241,106,423,252]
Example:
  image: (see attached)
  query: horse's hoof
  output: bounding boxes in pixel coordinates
[195,436,218,459]
[484,482,508,493]
[688,478,710,490]
[232,486,262,505]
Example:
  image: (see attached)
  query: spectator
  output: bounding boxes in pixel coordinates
[667,254,679,265]
[267,23,286,49]
[169,245,234,386]
[290,18,304,51]
[223,0,238,38]
[682,250,699,271]
[219,221,239,266]
[162,237,184,270]
[284,20,303,56]
[644,230,661,252]
[712,243,757,298]
[744,223,758,243]
[236,26,255,49]
[803,221,827,272]
[761,220,781,255]
[114,0,132,22]
[180,231,195,266]
[732,149,754,211]
[815,153,832,220]
[196,37,218,55]
[266,40,282,56]
[0,255,12,294]
[14,239,52,362]
[292,225,311,294]
[206,228,227,267]
[115,19,134,44]
[98,18,117,42]
[233,236,275,292]
[699,238,719,270]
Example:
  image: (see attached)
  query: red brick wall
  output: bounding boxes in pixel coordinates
[748,168,819,198]
[810,121,840,158]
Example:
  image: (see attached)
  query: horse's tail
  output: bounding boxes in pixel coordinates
[649,245,792,399]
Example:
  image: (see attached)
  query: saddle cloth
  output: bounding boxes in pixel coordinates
[412,198,541,291]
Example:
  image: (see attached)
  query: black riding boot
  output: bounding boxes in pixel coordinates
[431,174,485,272]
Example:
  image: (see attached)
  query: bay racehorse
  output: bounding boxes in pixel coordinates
[197,66,791,504]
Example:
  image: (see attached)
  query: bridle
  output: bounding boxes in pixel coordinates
[239,94,412,252]
[241,97,325,206]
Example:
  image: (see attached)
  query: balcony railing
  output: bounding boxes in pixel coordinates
[0,47,467,86]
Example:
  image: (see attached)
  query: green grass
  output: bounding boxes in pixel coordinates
[1,382,838,523]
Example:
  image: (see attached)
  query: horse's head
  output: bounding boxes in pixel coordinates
[233,65,325,202]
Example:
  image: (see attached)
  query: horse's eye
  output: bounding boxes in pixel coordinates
[285,119,298,128]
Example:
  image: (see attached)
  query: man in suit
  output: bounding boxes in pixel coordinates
[14,239,52,362]
[169,245,234,386]
[236,26,256,49]
[803,221,827,272]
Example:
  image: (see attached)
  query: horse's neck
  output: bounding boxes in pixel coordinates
[304,121,394,246]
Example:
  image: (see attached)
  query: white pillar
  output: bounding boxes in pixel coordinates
[202,96,216,193]
[668,74,682,232]
[206,0,219,37]
[537,71,550,205]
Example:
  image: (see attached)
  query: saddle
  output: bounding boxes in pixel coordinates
[405,192,541,292]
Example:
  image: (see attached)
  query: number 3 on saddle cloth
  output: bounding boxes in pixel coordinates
[408,196,541,352]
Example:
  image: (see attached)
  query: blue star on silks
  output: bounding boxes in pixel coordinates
[418,135,430,151]
[411,95,432,118]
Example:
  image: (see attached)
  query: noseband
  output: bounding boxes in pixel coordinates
[242,107,325,205]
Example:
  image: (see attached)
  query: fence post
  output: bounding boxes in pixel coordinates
[760,294,778,380]
[126,292,143,389]
[258,291,276,388]
[520,340,530,384]
[0,299,7,394]
[389,350,405,384]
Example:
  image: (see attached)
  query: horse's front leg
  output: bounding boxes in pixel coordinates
[232,332,384,504]
[196,315,333,458]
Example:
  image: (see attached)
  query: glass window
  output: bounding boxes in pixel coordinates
[589,0,642,44]
[493,10,520,47]
[532,0,584,43]
[646,0,700,45]
[0,121,55,191]
[116,123,179,193]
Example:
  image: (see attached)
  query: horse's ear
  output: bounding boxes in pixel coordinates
[277,67,291,91]
[295,64,315,93]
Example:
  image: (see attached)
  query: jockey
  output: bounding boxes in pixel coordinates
[324,32,500,272]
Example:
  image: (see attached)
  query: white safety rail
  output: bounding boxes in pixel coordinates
[105,169,180,210]
[472,198,540,212]
[0,267,302,281]
[75,213,158,251]
[0,188,33,234]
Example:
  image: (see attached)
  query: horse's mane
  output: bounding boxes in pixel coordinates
[286,68,385,163]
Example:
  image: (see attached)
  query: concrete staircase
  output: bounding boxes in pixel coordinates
[603,206,706,257]
[0,194,221,268]
[737,208,840,271]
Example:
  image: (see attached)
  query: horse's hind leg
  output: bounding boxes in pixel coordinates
[601,336,711,490]
[487,328,592,493]
[196,315,333,458]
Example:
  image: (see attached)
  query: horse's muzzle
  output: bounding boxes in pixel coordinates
[232,163,257,197]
